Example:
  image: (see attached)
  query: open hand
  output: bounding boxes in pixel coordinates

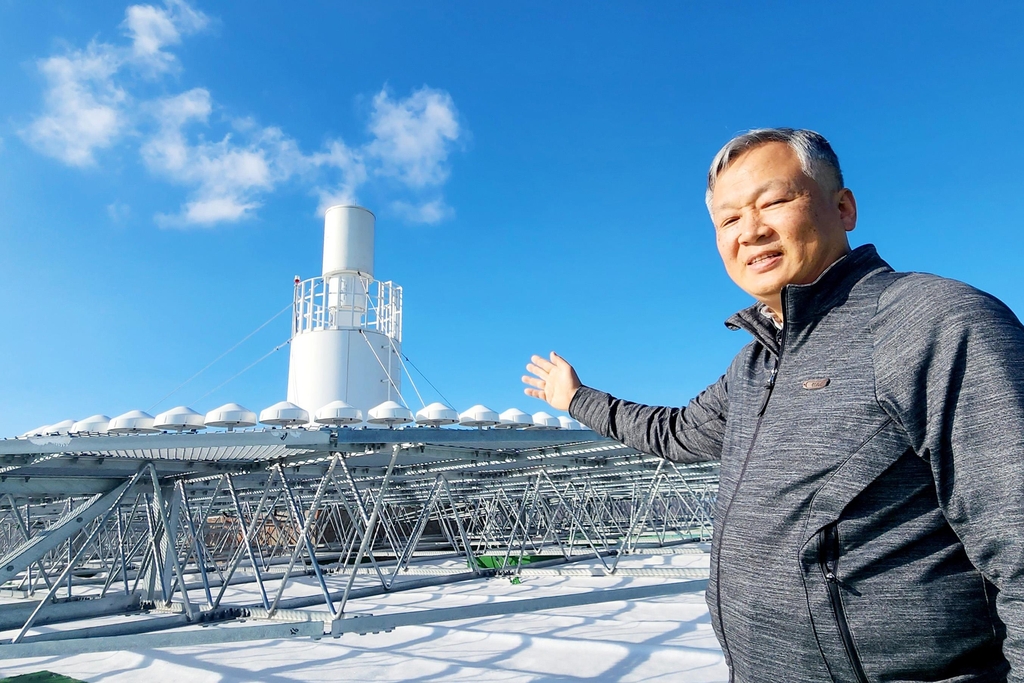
[522,352,581,411]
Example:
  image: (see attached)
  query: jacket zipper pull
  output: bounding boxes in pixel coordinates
[757,362,779,416]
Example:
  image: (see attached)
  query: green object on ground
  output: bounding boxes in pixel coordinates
[472,554,559,569]
[0,673,88,683]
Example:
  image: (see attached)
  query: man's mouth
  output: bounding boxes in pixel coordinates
[747,251,782,266]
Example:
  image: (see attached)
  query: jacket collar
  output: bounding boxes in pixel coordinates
[725,244,892,353]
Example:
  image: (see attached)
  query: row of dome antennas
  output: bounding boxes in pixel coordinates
[19,400,584,437]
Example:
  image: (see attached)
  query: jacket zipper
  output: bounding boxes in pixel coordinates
[714,324,783,673]
[820,525,868,683]
[757,363,778,416]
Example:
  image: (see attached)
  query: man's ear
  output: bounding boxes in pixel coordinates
[837,188,857,233]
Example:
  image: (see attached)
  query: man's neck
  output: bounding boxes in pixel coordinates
[760,249,854,324]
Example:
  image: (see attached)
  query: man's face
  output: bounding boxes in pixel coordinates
[710,142,857,317]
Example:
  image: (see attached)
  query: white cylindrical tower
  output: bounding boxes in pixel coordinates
[323,205,375,278]
[286,206,403,419]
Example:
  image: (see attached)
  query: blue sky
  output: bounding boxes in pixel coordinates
[1,1,1022,436]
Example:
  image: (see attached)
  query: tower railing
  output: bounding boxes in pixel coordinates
[292,276,403,342]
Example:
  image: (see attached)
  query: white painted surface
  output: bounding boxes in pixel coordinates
[43,419,76,435]
[203,403,257,429]
[314,400,363,425]
[367,400,414,425]
[70,415,111,434]
[0,549,728,682]
[497,408,534,429]
[153,407,206,432]
[322,205,375,278]
[416,402,460,426]
[286,328,400,417]
[108,410,158,434]
[529,412,561,430]
[558,416,584,431]
[287,206,402,418]
[459,404,500,427]
[258,401,310,426]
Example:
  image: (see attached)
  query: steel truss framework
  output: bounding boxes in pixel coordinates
[0,428,717,657]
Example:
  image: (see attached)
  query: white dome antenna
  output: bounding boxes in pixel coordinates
[315,400,363,426]
[259,401,310,427]
[22,425,51,438]
[415,402,459,427]
[153,406,206,432]
[558,416,584,430]
[367,400,414,427]
[45,419,76,435]
[108,410,159,434]
[205,403,257,430]
[458,404,500,428]
[528,412,561,430]
[70,415,111,435]
[496,408,534,430]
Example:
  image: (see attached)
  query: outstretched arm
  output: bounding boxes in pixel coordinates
[523,352,727,463]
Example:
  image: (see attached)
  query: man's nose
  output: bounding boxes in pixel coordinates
[737,211,771,244]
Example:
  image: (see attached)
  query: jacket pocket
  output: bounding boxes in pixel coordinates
[819,523,868,683]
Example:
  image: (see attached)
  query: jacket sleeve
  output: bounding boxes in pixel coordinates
[873,276,1024,679]
[567,375,728,464]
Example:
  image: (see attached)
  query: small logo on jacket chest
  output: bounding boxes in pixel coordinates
[801,378,831,390]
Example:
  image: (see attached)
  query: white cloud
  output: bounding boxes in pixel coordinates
[180,197,258,225]
[143,89,276,226]
[23,43,127,167]
[140,87,211,173]
[366,87,461,188]
[312,140,367,214]
[145,86,463,227]
[391,198,454,225]
[22,1,209,166]
[107,201,131,221]
[23,2,464,227]
[123,0,209,73]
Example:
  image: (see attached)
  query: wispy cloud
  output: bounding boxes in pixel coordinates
[391,198,454,225]
[312,140,368,214]
[107,201,131,222]
[367,87,461,188]
[144,88,276,226]
[122,0,209,74]
[23,0,210,167]
[23,43,127,167]
[21,1,464,227]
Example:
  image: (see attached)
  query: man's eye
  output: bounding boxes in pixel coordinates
[719,217,739,230]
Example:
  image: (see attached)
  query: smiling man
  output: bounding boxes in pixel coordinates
[524,129,1024,682]
[710,135,855,320]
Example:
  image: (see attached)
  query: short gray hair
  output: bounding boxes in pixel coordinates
[705,128,844,212]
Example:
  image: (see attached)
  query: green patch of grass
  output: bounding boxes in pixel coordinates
[472,554,560,569]
[0,671,88,683]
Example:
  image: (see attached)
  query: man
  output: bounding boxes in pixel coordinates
[523,128,1024,682]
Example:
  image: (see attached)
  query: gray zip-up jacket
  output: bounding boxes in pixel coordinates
[569,245,1024,682]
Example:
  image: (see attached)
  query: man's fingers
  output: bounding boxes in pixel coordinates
[550,351,566,367]
[525,363,548,379]
[530,355,555,372]
[522,375,545,389]
[524,387,544,399]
